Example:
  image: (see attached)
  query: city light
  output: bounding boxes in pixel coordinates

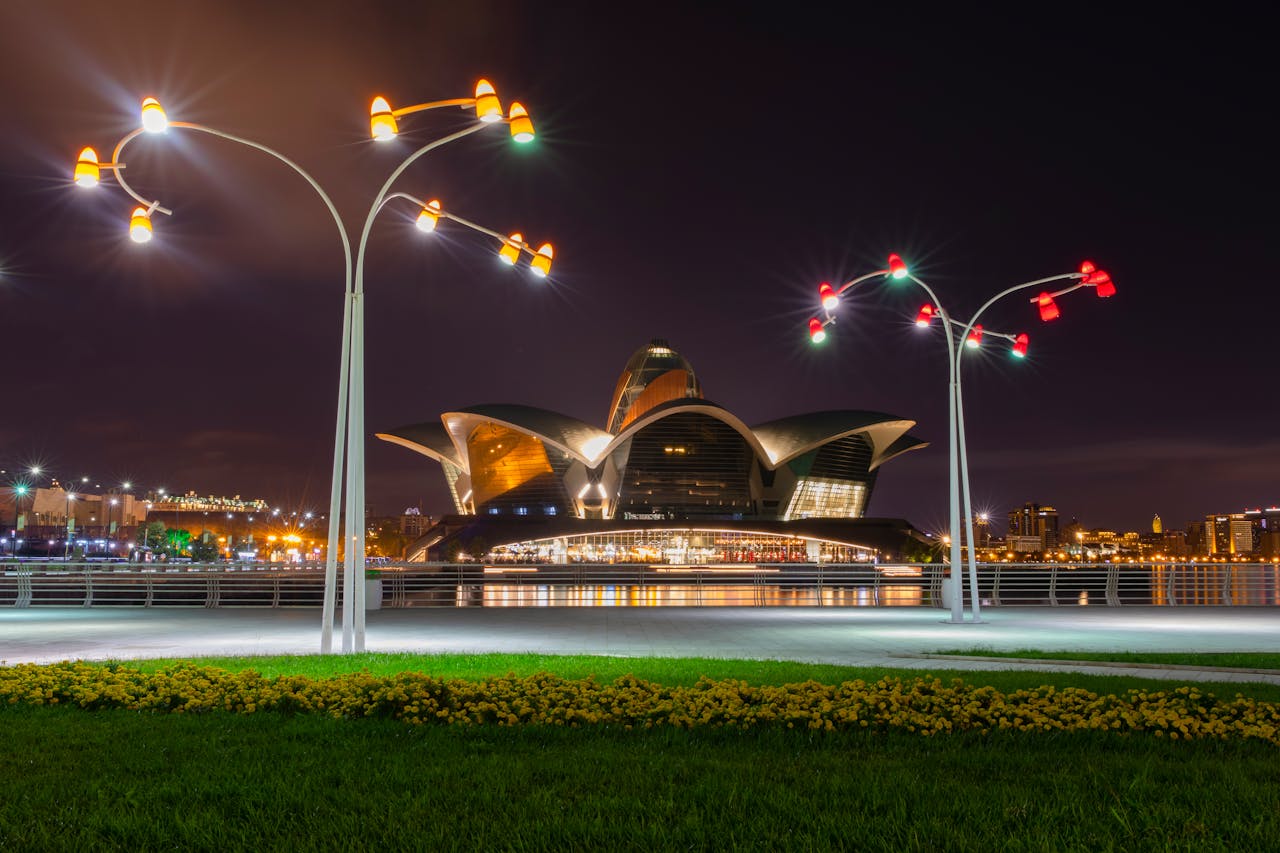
[887,253,908,280]
[529,243,555,277]
[808,317,827,344]
[474,79,502,123]
[819,282,839,311]
[415,199,442,232]
[140,97,168,133]
[369,96,397,140]
[73,148,100,187]
[498,233,523,265]
[129,207,153,243]
[507,103,535,143]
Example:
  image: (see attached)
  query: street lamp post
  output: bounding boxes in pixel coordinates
[72,81,549,653]
[811,256,1115,622]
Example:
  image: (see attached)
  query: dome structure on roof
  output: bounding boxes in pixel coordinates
[605,338,703,433]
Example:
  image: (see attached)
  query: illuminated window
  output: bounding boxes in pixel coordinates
[782,478,867,520]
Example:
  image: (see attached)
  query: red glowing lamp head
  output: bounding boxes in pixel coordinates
[1011,333,1029,359]
[887,253,908,280]
[915,304,935,327]
[1088,270,1116,297]
[1079,260,1096,275]
[1037,292,1060,322]
[808,317,827,344]
[818,282,839,311]
[965,324,983,349]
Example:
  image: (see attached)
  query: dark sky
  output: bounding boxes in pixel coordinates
[1,2,1277,535]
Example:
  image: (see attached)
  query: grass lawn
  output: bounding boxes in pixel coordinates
[102,652,1280,701]
[2,705,1277,851]
[3,653,1277,850]
[935,649,1280,671]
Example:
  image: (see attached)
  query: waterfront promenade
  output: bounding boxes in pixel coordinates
[2,606,1278,684]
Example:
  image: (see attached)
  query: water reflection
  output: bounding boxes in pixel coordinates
[440,583,926,607]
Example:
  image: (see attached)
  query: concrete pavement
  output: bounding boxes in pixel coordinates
[1,606,1278,684]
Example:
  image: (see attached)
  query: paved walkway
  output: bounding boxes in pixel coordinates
[2,606,1278,684]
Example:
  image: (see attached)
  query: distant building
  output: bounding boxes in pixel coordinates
[1152,514,1163,534]
[1007,503,1059,551]
[1206,513,1254,556]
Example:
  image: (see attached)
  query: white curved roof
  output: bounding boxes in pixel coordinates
[380,403,926,474]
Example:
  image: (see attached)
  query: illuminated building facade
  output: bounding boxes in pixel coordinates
[1007,502,1060,551]
[379,339,931,561]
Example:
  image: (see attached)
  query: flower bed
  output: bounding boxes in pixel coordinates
[1,662,1277,742]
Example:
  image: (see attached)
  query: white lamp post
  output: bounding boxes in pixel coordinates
[811,256,1115,622]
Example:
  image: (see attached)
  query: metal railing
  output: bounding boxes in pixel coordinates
[1,561,1277,608]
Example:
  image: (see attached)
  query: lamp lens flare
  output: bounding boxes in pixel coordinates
[474,79,503,123]
[887,253,908,279]
[530,242,555,278]
[129,207,153,243]
[140,97,168,133]
[507,102,535,143]
[818,282,839,311]
[415,199,442,232]
[498,233,523,265]
[370,96,398,141]
[74,147,101,187]
[808,317,827,344]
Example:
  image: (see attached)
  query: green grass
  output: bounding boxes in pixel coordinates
[935,649,1280,671]
[97,652,1280,702]
[1,705,1277,851]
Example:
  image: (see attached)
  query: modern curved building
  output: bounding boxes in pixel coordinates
[378,339,930,562]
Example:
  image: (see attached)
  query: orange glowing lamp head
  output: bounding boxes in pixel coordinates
[818,282,839,311]
[129,207,153,243]
[370,96,398,141]
[74,147,101,187]
[140,97,167,133]
[507,102,534,143]
[1037,292,1060,322]
[530,243,555,277]
[498,233,523,265]
[415,199,442,232]
[474,79,503,123]
[808,317,827,344]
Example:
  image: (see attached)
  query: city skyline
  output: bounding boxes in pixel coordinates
[1,4,1277,534]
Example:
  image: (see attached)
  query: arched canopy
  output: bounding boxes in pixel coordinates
[750,410,923,469]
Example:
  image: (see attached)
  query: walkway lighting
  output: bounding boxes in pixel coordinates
[965,324,983,349]
[499,233,523,265]
[819,282,839,311]
[888,253,908,280]
[415,199,442,232]
[915,304,935,327]
[370,96,398,141]
[808,317,827,344]
[530,242,554,277]
[128,207,153,243]
[140,97,167,133]
[74,148,101,187]
[1080,261,1117,298]
[1036,292,1060,321]
[1011,332,1029,358]
[474,79,503,123]
[507,102,534,143]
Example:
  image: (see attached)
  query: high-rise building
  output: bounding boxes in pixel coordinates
[1007,503,1059,551]
[1205,513,1254,556]
[1152,514,1163,534]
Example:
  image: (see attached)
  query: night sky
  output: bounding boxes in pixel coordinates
[1,2,1277,536]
